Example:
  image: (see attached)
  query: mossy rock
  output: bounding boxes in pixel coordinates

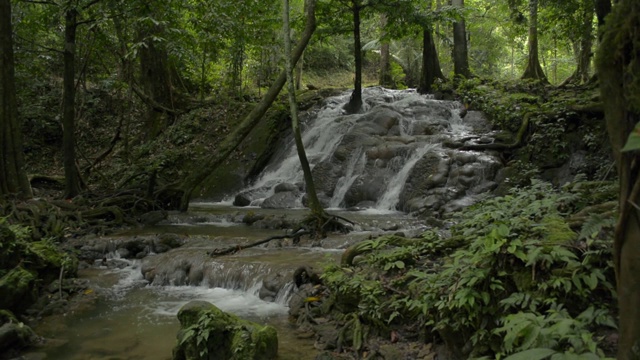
[0,267,38,312]
[26,240,79,283]
[173,300,278,360]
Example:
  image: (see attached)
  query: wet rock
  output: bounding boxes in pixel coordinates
[243,212,265,225]
[139,210,167,225]
[274,183,299,193]
[0,322,37,352]
[259,273,288,301]
[173,301,278,360]
[116,248,130,258]
[157,233,183,249]
[463,110,492,133]
[261,191,300,209]
[233,193,251,207]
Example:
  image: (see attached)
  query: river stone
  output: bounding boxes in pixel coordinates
[0,322,37,352]
[139,210,167,225]
[261,191,300,209]
[233,193,251,207]
[173,301,278,360]
[274,183,298,193]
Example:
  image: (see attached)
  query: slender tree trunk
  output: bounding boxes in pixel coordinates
[452,0,471,79]
[63,8,81,199]
[295,50,304,90]
[283,0,324,217]
[378,14,393,87]
[521,0,548,81]
[344,0,363,114]
[179,0,317,210]
[597,1,640,358]
[0,0,32,199]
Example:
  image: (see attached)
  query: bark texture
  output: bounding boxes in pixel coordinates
[417,27,444,94]
[0,0,32,198]
[378,14,394,87]
[596,1,640,358]
[344,0,363,114]
[63,8,82,198]
[521,0,548,81]
[179,0,317,210]
[452,0,471,79]
[284,0,325,217]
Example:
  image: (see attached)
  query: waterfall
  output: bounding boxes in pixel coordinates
[232,87,502,214]
[329,147,365,208]
[376,144,438,211]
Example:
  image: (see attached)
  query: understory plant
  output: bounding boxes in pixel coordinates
[321,179,617,358]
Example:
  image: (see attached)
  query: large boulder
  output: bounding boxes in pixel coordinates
[261,191,300,209]
[173,301,278,360]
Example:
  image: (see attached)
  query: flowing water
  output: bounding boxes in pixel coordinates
[34,205,425,360]
[33,88,501,359]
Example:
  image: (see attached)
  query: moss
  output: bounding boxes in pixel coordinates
[0,267,38,312]
[174,301,278,360]
[26,240,78,283]
[597,1,640,113]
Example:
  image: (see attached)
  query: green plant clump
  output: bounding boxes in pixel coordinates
[321,180,617,359]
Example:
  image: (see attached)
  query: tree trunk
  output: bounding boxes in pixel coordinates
[575,2,594,83]
[596,1,640,358]
[344,0,363,114]
[63,8,82,199]
[595,0,612,31]
[284,0,325,217]
[521,0,548,82]
[417,27,444,94]
[179,0,317,210]
[378,14,394,87]
[561,1,595,85]
[138,20,175,140]
[452,0,471,79]
[0,0,32,199]
[295,50,304,90]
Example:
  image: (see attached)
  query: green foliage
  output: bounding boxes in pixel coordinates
[321,180,617,358]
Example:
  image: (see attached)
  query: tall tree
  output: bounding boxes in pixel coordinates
[597,0,640,358]
[521,0,548,81]
[343,0,364,114]
[417,0,445,93]
[62,4,82,198]
[136,4,177,141]
[283,0,325,217]
[378,13,394,87]
[451,0,471,79]
[0,0,33,199]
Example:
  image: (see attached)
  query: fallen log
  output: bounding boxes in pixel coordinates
[208,229,311,257]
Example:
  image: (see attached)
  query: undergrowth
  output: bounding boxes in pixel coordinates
[320,179,617,359]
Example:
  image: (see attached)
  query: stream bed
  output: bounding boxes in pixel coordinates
[33,205,423,360]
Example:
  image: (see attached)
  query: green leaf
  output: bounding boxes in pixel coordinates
[504,348,557,360]
[622,122,640,152]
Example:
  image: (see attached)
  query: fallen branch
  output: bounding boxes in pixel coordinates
[208,229,311,257]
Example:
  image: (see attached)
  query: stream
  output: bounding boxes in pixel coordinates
[34,205,424,360]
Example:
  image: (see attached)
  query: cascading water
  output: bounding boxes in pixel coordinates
[233,87,503,215]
